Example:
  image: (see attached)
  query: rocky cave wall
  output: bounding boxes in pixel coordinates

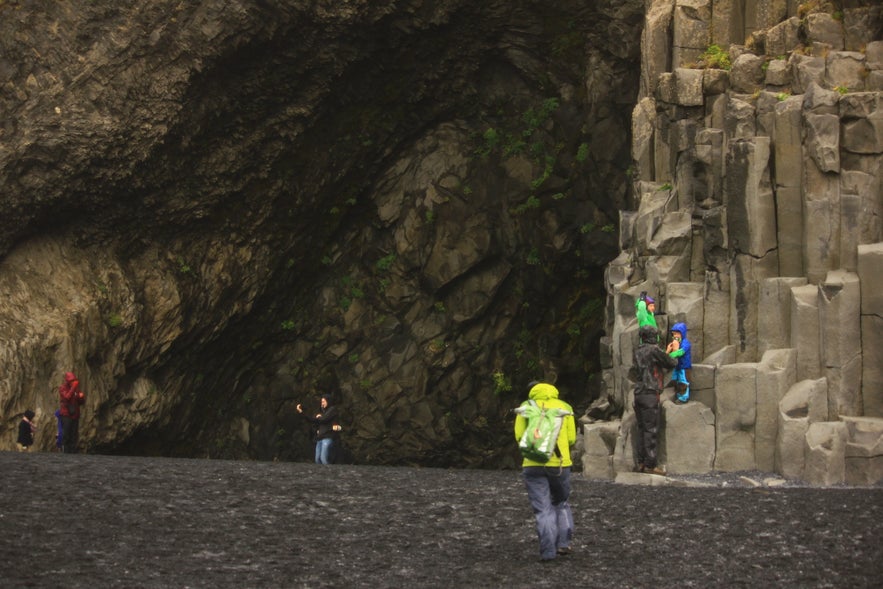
[0,0,645,466]
[587,0,883,485]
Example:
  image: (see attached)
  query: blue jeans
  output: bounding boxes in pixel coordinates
[315,438,333,464]
[522,466,573,560]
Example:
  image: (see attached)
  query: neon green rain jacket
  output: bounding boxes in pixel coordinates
[635,299,657,328]
[513,383,577,468]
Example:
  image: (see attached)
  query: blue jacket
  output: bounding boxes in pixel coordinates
[669,322,692,370]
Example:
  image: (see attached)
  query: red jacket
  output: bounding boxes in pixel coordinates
[59,372,85,419]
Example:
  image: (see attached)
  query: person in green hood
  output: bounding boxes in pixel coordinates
[514,382,577,561]
[635,291,658,329]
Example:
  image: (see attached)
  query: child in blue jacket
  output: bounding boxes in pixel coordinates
[666,322,692,403]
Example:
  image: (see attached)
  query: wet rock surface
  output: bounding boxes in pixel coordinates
[1,452,881,588]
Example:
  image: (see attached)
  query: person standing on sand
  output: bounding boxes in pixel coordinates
[296,394,342,464]
[514,382,577,562]
[17,409,36,451]
[58,372,85,453]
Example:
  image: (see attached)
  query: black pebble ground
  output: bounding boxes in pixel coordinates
[1,451,881,588]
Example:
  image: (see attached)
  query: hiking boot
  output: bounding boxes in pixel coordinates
[557,547,572,556]
[645,466,666,476]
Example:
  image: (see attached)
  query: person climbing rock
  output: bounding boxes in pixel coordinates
[635,291,658,329]
[666,322,692,404]
[631,326,677,475]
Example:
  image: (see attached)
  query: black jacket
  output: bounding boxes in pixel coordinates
[17,418,34,447]
[632,342,678,392]
[303,405,339,441]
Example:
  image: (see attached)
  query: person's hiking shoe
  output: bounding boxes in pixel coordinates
[645,466,666,476]
[632,464,645,473]
[557,547,572,556]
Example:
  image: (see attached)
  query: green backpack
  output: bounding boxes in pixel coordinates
[515,400,572,463]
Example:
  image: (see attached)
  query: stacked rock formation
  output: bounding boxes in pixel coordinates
[585,0,882,485]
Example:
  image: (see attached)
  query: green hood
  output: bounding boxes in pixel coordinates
[528,382,559,402]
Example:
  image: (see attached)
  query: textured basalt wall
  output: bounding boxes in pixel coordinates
[0,0,644,466]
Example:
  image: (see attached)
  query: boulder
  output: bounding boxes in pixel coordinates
[714,362,758,471]
[804,421,847,486]
[825,51,867,92]
[758,278,807,355]
[858,244,883,417]
[581,421,621,480]
[660,398,715,474]
[756,349,797,472]
[764,58,790,87]
[842,416,883,486]
[789,53,825,94]
[673,0,711,68]
[773,96,804,276]
[840,170,880,270]
[729,53,765,93]
[791,284,821,380]
[765,17,800,57]
[641,0,675,98]
[803,156,841,283]
[804,13,845,50]
[690,363,716,412]
[776,378,828,480]
[840,93,883,155]
[819,270,862,420]
[803,113,840,173]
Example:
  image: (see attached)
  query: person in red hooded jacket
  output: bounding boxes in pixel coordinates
[59,372,86,453]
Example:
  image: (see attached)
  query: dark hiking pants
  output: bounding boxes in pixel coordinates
[633,390,660,468]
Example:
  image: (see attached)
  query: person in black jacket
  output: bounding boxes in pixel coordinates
[632,325,678,475]
[17,409,36,451]
[296,394,341,464]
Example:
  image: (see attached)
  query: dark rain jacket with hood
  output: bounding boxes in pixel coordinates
[632,326,678,392]
[513,383,577,468]
[302,396,339,441]
[668,322,692,370]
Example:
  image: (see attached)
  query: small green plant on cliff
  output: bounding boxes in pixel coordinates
[776,90,792,101]
[601,223,615,233]
[575,142,590,163]
[434,301,446,313]
[834,85,849,95]
[107,313,123,328]
[512,195,541,216]
[492,371,512,395]
[176,256,192,275]
[526,247,541,266]
[375,253,396,272]
[280,319,295,331]
[658,182,672,191]
[701,44,732,70]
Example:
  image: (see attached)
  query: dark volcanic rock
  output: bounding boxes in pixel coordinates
[0,0,642,466]
[1,452,881,588]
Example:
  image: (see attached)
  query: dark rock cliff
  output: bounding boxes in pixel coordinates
[0,0,643,465]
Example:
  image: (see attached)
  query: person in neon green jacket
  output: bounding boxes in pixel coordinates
[635,291,658,329]
[514,382,577,561]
